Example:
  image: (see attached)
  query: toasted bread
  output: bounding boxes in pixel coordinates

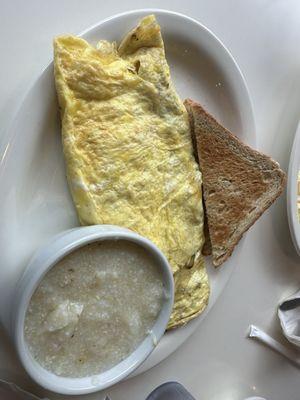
[184,99,286,267]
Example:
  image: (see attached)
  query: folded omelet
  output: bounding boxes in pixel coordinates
[54,15,209,328]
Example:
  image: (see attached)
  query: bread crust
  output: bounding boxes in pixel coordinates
[184,98,286,267]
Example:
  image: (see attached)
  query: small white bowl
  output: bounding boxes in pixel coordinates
[12,225,174,395]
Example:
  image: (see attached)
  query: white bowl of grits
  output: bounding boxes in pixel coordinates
[12,225,174,395]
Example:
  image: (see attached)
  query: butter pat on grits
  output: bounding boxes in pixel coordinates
[54,15,209,328]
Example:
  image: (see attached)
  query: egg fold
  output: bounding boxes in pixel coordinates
[54,14,209,328]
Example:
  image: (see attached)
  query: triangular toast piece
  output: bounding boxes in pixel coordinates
[184,99,286,267]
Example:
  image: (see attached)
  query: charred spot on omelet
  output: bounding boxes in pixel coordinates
[54,15,210,328]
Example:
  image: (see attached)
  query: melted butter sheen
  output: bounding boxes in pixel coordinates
[24,241,164,378]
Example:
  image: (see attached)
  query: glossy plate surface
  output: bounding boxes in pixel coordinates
[0,9,255,377]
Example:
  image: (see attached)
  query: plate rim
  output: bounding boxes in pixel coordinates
[287,120,300,256]
[0,8,256,170]
[0,8,256,384]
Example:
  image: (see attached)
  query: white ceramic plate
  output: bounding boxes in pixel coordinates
[0,9,255,378]
[287,120,300,256]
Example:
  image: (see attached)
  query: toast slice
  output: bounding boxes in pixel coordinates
[184,99,286,267]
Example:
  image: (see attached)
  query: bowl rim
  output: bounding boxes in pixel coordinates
[13,225,174,395]
[287,120,300,256]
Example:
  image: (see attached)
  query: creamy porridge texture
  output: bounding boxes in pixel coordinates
[24,241,164,378]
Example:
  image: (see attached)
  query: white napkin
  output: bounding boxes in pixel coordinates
[278,289,300,347]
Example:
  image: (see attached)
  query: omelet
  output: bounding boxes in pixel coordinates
[54,15,209,328]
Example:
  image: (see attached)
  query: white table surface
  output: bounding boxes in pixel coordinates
[0,1,300,399]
